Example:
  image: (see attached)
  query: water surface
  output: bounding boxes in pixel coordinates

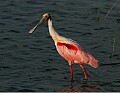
[0,0,120,92]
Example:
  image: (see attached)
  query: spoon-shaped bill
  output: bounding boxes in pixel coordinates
[29,17,45,34]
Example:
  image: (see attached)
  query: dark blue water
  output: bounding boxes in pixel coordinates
[0,0,120,92]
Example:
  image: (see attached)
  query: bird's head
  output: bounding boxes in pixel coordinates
[42,13,51,21]
[29,13,51,33]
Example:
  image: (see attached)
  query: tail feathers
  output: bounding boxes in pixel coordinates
[87,53,99,68]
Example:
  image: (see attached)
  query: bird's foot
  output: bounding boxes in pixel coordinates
[83,78,88,82]
[84,76,88,81]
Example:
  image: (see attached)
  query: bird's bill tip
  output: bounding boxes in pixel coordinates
[29,29,34,34]
[29,26,37,34]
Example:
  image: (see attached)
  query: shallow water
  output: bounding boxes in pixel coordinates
[0,0,120,92]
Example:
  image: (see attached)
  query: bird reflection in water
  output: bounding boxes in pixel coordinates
[56,79,98,92]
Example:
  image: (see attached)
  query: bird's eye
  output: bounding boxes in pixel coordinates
[45,15,48,18]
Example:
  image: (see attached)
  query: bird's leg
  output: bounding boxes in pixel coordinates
[70,65,73,81]
[79,64,88,80]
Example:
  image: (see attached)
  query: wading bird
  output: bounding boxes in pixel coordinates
[29,13,99,81]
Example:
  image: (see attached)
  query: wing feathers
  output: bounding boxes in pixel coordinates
[57,42,78,51]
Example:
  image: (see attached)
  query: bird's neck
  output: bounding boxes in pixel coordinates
[48,19,60,42]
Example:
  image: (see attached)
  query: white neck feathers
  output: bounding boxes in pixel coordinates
[48,19,59,41]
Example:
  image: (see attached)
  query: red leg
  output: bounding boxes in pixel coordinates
[70,65,73,81]
[79,64,88,80]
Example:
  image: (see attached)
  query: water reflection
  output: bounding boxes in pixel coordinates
[56,80,98,92]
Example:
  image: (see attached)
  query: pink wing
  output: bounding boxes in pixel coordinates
[57,42,79,51]
[56,39,98,68]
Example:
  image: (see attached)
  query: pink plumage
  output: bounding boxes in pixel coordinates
[56,40,98,80]
[56,41,98,68]
[29,13,99,81]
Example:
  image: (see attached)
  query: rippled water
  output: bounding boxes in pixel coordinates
[0,0,120,92]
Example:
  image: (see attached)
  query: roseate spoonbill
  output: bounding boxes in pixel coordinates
[29,13,99,81]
